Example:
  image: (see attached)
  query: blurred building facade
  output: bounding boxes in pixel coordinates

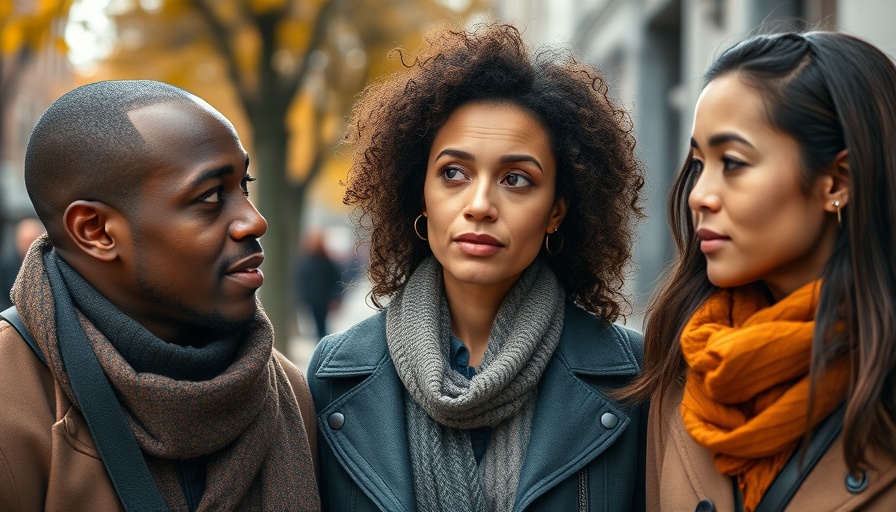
[0,3,74,258]
[494,0,896,320]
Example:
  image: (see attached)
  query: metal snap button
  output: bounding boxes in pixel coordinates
[328,412,345,430]
[600,412,619,429]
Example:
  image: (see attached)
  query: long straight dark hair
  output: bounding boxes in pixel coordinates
[624,31,896,472]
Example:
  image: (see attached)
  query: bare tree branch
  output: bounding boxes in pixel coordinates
[282,0,342,100]
[190,0,255,115]
[293,57,370,198]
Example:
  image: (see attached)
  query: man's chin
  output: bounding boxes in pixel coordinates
[191,302,259,337]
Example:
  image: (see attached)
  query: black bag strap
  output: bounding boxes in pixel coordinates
[733,403,846,512]
[1,306,47,365]
[2,305,168,511]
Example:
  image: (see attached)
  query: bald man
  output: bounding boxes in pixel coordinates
[0,81,319,511]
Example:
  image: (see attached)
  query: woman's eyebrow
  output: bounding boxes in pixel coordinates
[499,154,543,172]
[691,133,755,150]
[435,149,543,172]
[435,148,475,161]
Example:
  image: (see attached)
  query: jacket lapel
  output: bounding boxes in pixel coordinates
[514,305,642,510]
[314,314,416,512]
[315,306,643,512]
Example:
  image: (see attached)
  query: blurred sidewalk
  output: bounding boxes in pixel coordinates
[287,275,378,373]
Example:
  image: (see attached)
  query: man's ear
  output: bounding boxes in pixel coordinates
[62,200,127,262]
[822,149,850,212]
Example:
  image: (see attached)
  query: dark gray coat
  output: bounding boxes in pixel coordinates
[307,302,647,511]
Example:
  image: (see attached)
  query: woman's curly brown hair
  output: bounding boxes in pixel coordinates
[344,23,644,320]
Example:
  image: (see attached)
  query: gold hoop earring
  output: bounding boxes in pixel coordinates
[833,200,842,226]
[414,213,428,241]
[545,227,563,256]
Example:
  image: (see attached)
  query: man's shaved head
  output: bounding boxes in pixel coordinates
[24,80,204,246]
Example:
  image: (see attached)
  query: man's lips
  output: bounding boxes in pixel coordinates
[225,253,265,288]
[696,227,730,253]
[454,233,504,256]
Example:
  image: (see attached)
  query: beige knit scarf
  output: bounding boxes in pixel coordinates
[11,237,320,511]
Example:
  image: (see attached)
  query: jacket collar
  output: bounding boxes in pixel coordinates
[314,303,642,511]
[314,303,641,378]
[313,312,387,378]
[553,302,642,376]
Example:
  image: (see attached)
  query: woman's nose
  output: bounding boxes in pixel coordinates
[464,179,498,221]
[688,170,721,214]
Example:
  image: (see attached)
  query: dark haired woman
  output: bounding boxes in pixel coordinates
[307,23,647,511]
[627,31,896,511]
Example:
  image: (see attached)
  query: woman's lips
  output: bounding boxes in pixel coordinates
[696,227,730,254]
[699,239,728,253]
[454,233,504,256]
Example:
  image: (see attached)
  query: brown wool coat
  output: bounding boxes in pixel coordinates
[0,320,318,511]
[648,384,896,511]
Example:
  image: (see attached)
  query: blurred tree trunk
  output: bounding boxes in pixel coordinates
[0,0,72,251]
[0,48,31,238]
[0,46,32,161]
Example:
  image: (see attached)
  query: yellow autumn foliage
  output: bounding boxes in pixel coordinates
[0,0,71,55]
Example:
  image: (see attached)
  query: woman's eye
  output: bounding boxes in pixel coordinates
[441,166,467,181]
[722,157,745,171]
[502,173,533,188]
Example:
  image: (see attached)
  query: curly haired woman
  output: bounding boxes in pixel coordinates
[307,23,647,512]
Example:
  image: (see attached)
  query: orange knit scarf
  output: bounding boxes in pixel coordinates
[680,280,850,512]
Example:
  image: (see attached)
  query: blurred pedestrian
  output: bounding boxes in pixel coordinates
[308,23,646,511]
[0,80,319,510]
[0,216,45,309]
[295,228,342,340]
[628,32,896,510]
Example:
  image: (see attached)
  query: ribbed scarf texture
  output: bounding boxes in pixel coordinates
[680,280,850,512]
[387,256,565,512]
[11,236,320,511]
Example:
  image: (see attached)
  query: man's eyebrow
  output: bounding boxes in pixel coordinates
[690,133,754,150]
[499,154,543,172]
[189,164,234,189]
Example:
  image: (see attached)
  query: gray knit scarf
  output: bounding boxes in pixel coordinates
[386,256,565,512]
